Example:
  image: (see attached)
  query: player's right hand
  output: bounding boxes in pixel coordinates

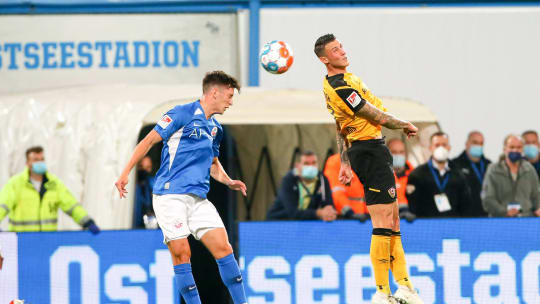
[114,175,129,199]
[404,122,418,139]
[338,163,353,186]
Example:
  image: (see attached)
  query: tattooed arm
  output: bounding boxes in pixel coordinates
[357,102,418,137]
[335,121,353,185]
[335,121,350,165]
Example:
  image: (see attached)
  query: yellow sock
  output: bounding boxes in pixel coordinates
[390,231,414,290]
[371,228,392,295]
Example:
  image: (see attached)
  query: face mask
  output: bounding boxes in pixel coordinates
[31,161,47,175]
[392,154,406,169]
[432,146,449,162]
[301,165,318,180]
[468,145,483,158]
[507,151,522,163]
[523,145,539,160]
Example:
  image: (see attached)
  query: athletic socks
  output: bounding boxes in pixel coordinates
[216,253,248,304]
[174,263,201,304]
[390,231,414,290]
[371,228,392,295]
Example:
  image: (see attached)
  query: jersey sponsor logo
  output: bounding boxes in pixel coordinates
[346,91,362,108]
[193,122,201,127]
[345,126,356,134]
[157,115,173,129]
[211,127,218,137]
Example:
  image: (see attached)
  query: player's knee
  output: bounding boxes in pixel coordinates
[216,242,233,258]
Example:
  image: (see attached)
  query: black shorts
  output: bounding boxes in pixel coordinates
[348,138,397,205]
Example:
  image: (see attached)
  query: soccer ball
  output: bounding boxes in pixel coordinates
[260,41,294,74]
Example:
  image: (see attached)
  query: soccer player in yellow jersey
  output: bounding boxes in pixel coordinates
[314,34,423,304]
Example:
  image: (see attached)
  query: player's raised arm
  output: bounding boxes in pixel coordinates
[356,101,418,138]
[115,130,162,198]
[210,157,247,196]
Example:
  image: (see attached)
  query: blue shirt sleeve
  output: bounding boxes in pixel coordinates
[212,122,223,158]
[153,105,189,141]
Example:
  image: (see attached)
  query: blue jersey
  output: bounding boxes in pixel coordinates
[152,100,223,198]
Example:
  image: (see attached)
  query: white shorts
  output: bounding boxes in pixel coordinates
[153,193,225,243]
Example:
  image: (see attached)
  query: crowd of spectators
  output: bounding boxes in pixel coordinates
[267,129,540,221]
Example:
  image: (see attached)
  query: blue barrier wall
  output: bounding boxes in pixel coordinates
[12,230,176,303]
[2,218,540,303]
[239,219,540,304]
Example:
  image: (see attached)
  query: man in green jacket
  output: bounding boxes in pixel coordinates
[482,135,540,217]
[0,146,99,233]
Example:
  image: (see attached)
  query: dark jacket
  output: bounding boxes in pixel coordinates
[406,160,472,217]
[451,151,491,216]
[266,170,333,220]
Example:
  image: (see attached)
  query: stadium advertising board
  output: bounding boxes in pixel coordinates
[1,219,539,303]
[239,219,540,304]
[0,14,238,94]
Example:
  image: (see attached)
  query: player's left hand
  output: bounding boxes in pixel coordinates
[228,180,247,196]
[404,122,418,139]
[534,208,540,217]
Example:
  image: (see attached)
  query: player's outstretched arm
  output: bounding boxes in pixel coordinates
[357,102,418,138]
[335,121,353,186]
[210,157,247,196]
[115,130,162,198]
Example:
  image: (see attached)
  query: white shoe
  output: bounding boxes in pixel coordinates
[372,291,400,304]
[393,285,424,304]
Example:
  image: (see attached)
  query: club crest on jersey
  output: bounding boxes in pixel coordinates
[157,114,173,129]
[388,187,396,199]
[346,91,362,108]
[211,127,218,137]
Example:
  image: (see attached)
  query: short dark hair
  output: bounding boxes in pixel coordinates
[202,70,240,93]
[314,33,336,57]
[522,129,538,138]
[430,131,448,144]
[296,149,317,162]
[26,146,44,160]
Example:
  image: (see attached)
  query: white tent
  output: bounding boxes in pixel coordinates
[0,84,439,229]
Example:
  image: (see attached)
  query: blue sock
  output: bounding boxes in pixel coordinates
[216,253,247,304]
[173,263,201,304]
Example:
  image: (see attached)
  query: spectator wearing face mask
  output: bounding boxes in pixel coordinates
[482,135,540,217]
[387,138,416,222]
[267,150,336,221]
[0,146,99,233]
[406,132,471,217]
[451,131,491,217]
[522,130,540,178]
[323,153,368,221]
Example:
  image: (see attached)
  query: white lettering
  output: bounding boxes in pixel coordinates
[248,256,291,304]
[405,254,436,304]
[437,239,471,304]
[344,254,373,304]
[104,264,148,304]
[50,246,100,304]
[295,255,339,304]
[150,249,175,304]
[473,252,519,304]
[521,251,540,304]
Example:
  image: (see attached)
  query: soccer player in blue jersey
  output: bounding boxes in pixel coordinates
[115,71,248,304]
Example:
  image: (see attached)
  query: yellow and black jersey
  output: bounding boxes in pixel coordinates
[323,73,387,142]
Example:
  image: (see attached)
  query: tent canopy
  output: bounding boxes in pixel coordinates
[0,84,439,228]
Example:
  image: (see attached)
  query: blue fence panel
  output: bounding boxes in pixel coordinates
[239,218,540,304]
[17,229,176,304]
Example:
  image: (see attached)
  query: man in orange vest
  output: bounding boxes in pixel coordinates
[324,153,369,221]
[387,138,416,222]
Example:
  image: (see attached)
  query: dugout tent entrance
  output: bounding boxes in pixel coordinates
[0,84,439,229]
